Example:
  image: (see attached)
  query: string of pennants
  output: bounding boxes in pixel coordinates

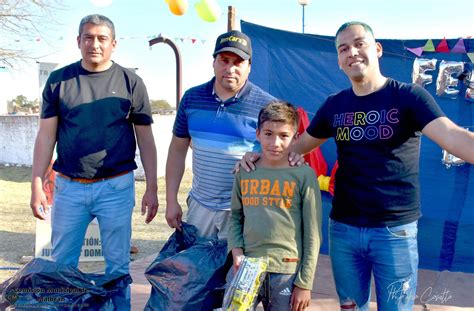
[120,35,210,45]
[406,37,474,62]
[9,35,210,45]
[10,35,474,61]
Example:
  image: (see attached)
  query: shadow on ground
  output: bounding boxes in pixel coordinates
[0,231,35,265]
[0,166,31,182]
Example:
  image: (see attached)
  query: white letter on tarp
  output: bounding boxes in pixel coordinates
[436,60,464,98]
[412,58,437,87]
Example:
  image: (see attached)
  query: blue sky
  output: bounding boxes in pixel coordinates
[1,0,473,106]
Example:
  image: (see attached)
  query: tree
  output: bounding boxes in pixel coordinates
[0,0,63,67]
[7,94,39,114]
[150,99,174,114]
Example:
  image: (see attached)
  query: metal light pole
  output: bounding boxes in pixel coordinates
[297,0,311,33]
[148,36,182,110]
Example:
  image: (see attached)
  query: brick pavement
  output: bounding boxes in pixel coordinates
[130,254,473,310]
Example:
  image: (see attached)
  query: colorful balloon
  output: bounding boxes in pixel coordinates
[195,0,221,22]
[167,0,188,16]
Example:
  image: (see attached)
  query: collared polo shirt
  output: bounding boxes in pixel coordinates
[173,78,275,210]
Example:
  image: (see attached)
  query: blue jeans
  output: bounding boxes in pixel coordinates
[329,219,418,311]
[51,172,135,310]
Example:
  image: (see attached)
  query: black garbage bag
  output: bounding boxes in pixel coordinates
[144,222,231,311]
[0,258,132,311]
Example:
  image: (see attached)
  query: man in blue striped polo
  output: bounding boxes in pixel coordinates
[165,30,275,240]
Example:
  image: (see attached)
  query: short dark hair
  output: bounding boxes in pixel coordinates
[335,21,374,47]
[79,14,115,39]
[258,100,299,132]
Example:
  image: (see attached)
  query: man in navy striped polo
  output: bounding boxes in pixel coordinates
[165,30,275,240]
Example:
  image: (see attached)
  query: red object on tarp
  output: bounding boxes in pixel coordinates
[297,107,328,177]
[328,160,338,196]
[43,161,56,205]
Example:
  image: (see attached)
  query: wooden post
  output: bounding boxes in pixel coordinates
[227,6,236,31]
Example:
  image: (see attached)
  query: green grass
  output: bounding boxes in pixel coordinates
[0,165,192,282]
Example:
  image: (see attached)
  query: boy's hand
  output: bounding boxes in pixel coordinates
[288,152,306,167]
[291,286,311,311]
[231,247,244,272]
[233,152,260,173]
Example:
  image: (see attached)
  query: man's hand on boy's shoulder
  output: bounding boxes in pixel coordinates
[288,151,306,167]
[233,152,260,173]
[232,151,306,174]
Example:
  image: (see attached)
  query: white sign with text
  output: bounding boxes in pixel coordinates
[35,215,104,262]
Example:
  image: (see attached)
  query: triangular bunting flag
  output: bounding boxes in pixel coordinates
[436,38,449,52]
[451,38,467,53]
[191,38,196,44]
[467,53,474,63]
[407,47,423,57]
[423,39,435,52]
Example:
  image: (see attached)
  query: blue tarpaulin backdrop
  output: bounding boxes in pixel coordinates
[241,20,474,273]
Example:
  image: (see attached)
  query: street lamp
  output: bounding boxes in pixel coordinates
[297,0,311,33]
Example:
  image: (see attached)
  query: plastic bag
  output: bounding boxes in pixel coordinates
[222,256,268,311]
[0,258,131,310]
[144,222,230,311]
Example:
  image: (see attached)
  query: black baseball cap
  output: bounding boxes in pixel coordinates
[213,30,252,61]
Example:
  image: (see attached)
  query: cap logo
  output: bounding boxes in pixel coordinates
[219,35,247,47]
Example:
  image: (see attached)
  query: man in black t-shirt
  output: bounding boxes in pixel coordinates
[298,21,474,311]
[30,14,158,310]
[240,21,474,311]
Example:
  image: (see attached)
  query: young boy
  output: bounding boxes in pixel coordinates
[227,101,322,311]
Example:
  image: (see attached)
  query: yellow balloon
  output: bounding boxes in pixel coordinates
[168,0,188,16]
[195,0,221,22]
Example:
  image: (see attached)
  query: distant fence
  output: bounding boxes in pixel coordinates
[0,115,188,178]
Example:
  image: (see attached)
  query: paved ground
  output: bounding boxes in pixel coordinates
[130,253,474,310]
